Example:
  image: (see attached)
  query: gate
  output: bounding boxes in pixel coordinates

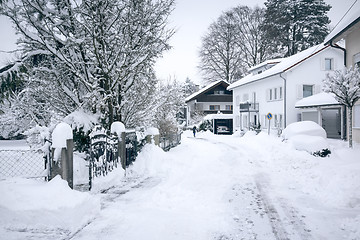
[88,126,119,189]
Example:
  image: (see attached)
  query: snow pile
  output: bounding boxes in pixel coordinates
[0,176,100,237]
[288,135,329,153]
[110,121,126,138]
[51,122,73,161]
[282,121,329,154]
[64,109,99,132]
[129,144,167,177]
[90,166,126,192]
[145,127,160,136]
[51,122,73,148]
[282,121,327,139]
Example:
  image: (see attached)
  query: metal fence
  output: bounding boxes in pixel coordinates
[0,150,47,179]
[89,127,119,181]
[160,132,182,152]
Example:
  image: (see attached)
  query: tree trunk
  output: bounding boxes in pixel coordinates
[348,106,353,148]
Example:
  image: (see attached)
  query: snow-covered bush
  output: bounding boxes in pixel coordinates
[199,120,213,132]
[282,121,331,157]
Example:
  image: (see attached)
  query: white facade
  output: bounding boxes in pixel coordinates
[229,45,344,133]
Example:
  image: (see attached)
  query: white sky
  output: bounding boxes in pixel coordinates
[0,0,356,84]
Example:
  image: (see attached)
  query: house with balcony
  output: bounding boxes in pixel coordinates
[185,80,233,133]
[324,1,360,143]
[228,44,344,138]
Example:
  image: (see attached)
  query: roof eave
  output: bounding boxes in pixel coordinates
[325,16,360,45]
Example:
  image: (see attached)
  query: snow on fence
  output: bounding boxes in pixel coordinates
[0,150,46,179]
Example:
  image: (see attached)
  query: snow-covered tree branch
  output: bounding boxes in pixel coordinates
[323,66,360,148]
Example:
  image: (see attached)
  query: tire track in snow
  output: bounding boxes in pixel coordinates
[66,176,161,240]
[255,174,313,240]
[255,176,290,240]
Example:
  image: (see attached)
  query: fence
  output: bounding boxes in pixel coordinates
[160,132,182,152]
[0,150,47,179]
[0,125,182,190]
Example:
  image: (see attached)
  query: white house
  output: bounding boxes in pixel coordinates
[324,1,360,143]
[228,44,344,138]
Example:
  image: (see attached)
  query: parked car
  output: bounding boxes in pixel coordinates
[217,126,230,134]
[281,121,331,157]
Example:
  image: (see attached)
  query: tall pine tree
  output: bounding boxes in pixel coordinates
[263,0,331,57]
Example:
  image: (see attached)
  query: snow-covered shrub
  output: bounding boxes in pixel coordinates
[64,109,99,153]
[199,120,213,132]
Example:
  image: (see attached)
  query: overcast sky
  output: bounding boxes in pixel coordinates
[0,0,356,84]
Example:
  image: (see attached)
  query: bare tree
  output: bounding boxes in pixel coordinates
[0,0,174,130]
[199,11,243,84]
[323,67,360,148]
[198,5,272,84]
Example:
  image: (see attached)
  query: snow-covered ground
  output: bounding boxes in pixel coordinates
[1,130,359,239]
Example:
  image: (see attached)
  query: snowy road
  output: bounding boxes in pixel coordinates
[1,131,359,239]
[66,131,355,240]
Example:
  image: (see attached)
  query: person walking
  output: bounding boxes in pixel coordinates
[192,126,197,137]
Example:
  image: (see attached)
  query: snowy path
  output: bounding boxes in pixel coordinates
[68,133,314,240]
[1,131,359,239]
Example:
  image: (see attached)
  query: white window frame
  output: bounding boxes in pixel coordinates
[303,84,314,98]
[325,58,333,70]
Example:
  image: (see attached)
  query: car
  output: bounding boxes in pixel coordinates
[217,126,230,134]
[281,121,331,157]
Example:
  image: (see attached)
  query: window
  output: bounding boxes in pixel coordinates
[274,88,278,100]
[209,105,220,110]
[214,90,224,95]
[279,87,283,99]
[243,93,249,102]
[269,89,273,100]
[303,85,313,98]
[354,105,360,128]
[225,105,233,111]
[325,58,333,70]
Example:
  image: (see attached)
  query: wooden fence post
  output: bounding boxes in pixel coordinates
[119,132,126,169]
[146,134,160,146]
[64,139,73,189]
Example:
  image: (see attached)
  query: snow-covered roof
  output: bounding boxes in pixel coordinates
[185,80,229,103]
[295,92,340,108]
[228,45,329,90]
[204,113,234,120]
[324,0,360,44]
[247,58,284,72]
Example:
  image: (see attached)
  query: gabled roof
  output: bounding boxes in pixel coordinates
[185,80,229,103]
[324,0,360,44]
[228,44,329,90]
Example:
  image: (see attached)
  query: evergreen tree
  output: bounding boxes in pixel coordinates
[263,0,331,57]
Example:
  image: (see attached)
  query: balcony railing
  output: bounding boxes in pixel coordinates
[239,102,259,112]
